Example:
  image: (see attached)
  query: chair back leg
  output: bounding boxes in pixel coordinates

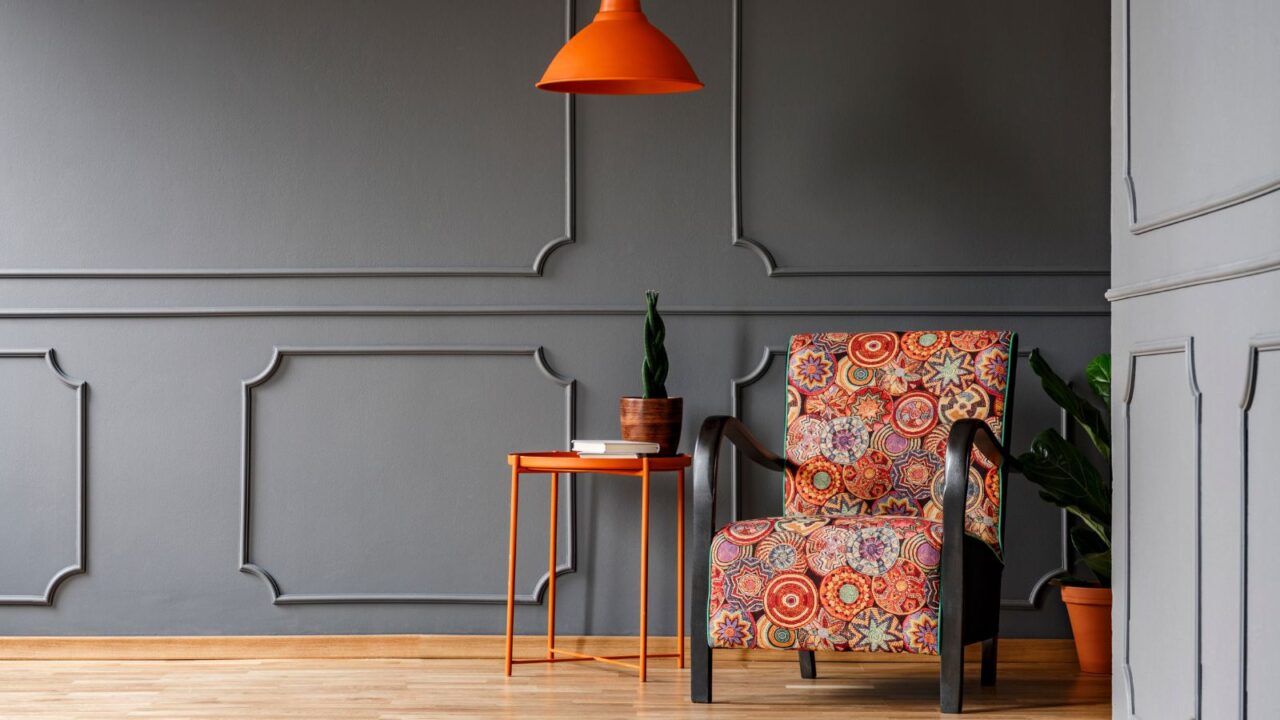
[798,650,816,679]
[981,636,998,687]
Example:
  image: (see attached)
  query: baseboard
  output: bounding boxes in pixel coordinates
[0,635,1078,663]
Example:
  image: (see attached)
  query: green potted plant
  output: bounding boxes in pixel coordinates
[619,291,682,455]
[1018,349,1112,674]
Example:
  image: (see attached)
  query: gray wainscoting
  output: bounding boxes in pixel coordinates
[1111,0,1280,717]
[0,0,1109,638]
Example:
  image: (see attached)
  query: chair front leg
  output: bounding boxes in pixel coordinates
[690,417,725,704]
[939,421,979,714]
[798,650,816,679]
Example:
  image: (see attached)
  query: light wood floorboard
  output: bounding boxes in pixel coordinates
[0,657,1109,719]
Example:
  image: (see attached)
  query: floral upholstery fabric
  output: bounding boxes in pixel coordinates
[784,331,1014,552]
[705,331,1014,655]
[708,514,942,654]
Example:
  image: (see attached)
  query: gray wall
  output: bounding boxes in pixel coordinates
[1109,0,1280,718]
[0,0,1109,638]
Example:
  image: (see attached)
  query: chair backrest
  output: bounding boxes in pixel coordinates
[783,331,1017,553]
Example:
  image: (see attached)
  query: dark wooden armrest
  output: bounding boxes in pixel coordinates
[692,416,783,527]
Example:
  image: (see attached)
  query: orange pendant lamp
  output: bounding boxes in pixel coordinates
[537,0,703,95]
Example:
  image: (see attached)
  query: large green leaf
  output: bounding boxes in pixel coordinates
[1028,349,1111,461]
[1071,525,1112,586]
[1017,428,1111,529]
[1086,353,1111,412]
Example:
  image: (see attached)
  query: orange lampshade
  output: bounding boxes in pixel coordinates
[537,0,703,95]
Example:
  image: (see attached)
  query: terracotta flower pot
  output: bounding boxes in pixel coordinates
[619,397,683,455]
[1061,585,1112,674]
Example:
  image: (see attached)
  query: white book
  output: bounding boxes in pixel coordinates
[577,452,642,459]
[572,439,661,454]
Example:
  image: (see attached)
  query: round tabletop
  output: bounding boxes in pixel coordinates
[509,451,691,472]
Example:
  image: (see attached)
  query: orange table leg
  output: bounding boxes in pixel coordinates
[639,458,650,682]
[504,464,520,676]
[546,472,558,660]
[677,468,685,669]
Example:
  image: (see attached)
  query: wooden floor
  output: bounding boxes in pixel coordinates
[0,657,1109,719]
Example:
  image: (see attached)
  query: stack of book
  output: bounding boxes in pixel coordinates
[571,439,660,458]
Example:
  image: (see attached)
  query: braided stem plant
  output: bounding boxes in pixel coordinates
[641,290,668,399]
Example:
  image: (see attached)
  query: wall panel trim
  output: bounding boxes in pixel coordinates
[728,346,1071,611]
[239,345,576,605]
[1106,250,1280,302]
[0,1,577,280]
[1121,0,1280,235]
[731,0,1109,278]
[1238,332,1280,719]
[0,349,87,606]
[1120,337,1201,719]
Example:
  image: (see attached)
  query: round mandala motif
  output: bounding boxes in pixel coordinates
[950,330,1000,352]
[789,347,835,395]
[870,425,921,457]
[819,566,873,620]
[939,384,990,421]
[871,490,921,517]
[757,530,807,573]
[851,386,893,426]
[819,416,870,465]
[848,606,904,652]
[724,519,774,545]
[974,344,1010,395]
[900,331,950,360]
[984,465,1001,505]
[709,605,755,648]
[785,415,824,464]
[921,347,976,396]
[763,573,820,629]
[891,449,941,499]
[811,333,851,353]
[709,565,727,614]
[872,560,929,615]
[723,556,770,612]
[901,530,941,570]
[892,391,939,438]
[875,354,924,396]
[795,457,845,506]
[805,526,857,576]
[847,332,900,368]
[804,385,856,419]
[822,492,867,516]
[797,609,851,649]
[902,610,940,654]
[835,356,876,392]
[756,616,798,650]
[847,449,893,500]
[786,385,802,426]
[711,533,746,567]
[848,525,900,576]
[929,466,984,512]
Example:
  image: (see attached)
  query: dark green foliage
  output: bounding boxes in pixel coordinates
[642,290,668,399]
[1017,350,1112,587]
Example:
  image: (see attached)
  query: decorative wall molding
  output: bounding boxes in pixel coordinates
[730,0,1109,278]
[0,304,1112,319]
[0,349,87,606]
[1106,250,1280,302]
[1121,0,1280,234]
[0,2,577,281]
[1120,337,1201,719]
[1238,332,1280,719]
[239,345,576,605]
[727,345,1071,612]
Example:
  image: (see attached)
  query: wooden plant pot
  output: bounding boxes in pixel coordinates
[1061,585,1112,674]
[619,397,683,456]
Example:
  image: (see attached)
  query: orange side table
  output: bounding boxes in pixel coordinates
[504,451,691,682]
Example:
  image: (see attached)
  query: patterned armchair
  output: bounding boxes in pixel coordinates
[691,331,1018,713]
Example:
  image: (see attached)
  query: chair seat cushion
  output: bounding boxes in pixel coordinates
[708,514,942,654]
